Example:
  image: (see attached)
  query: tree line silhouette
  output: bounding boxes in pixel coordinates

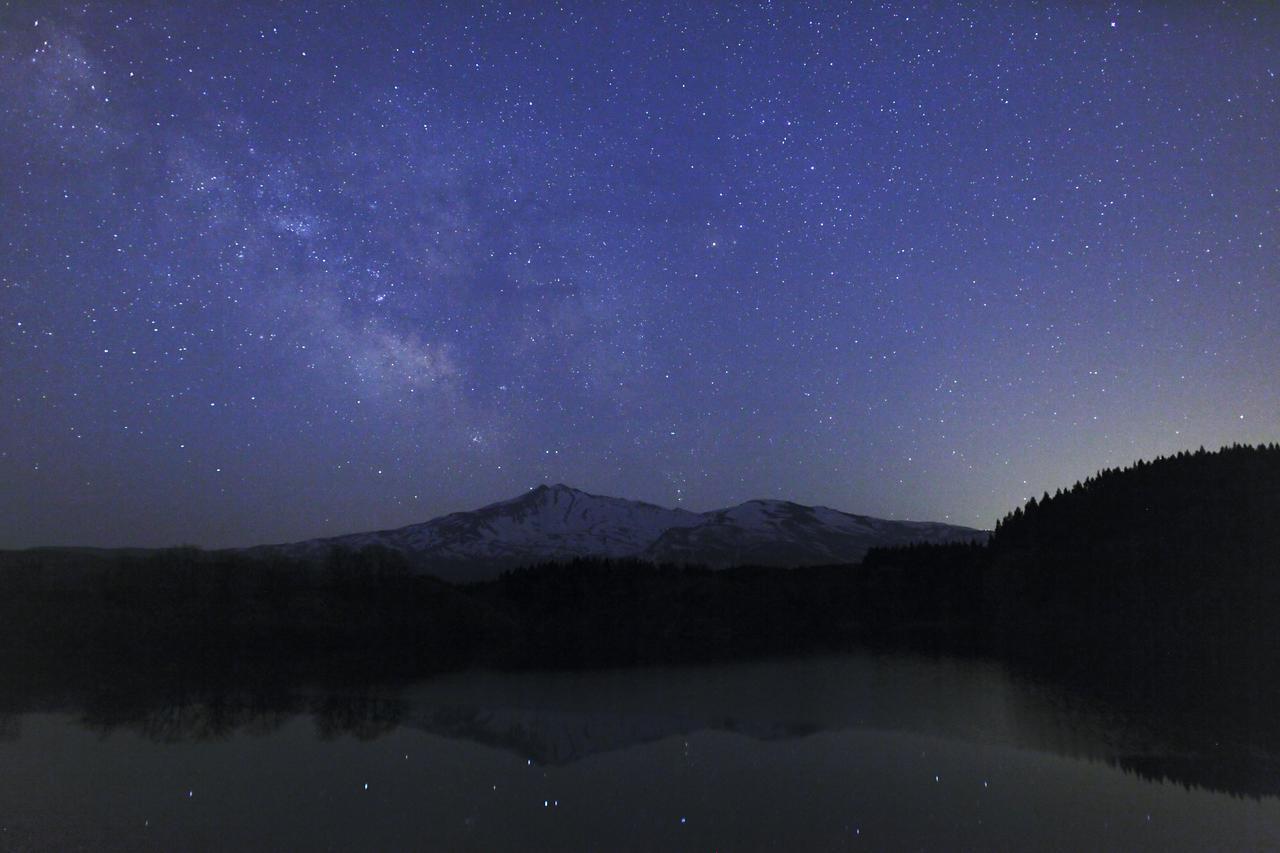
[2,443,1279,798]
[0,443,1277,690]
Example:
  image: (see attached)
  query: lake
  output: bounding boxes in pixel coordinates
[0,652,1276,850]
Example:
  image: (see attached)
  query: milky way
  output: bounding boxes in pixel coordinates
[1,2,1277,548]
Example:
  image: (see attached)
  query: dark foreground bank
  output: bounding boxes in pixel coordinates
[1,445,1278,798]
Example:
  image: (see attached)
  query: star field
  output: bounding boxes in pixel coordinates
[1,2,1277,548]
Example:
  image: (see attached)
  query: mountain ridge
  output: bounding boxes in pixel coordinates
[249,484,986,581]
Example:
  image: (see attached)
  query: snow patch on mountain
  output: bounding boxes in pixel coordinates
[252,485,986,580]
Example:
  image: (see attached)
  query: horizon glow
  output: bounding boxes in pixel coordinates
[1,2,1277,548]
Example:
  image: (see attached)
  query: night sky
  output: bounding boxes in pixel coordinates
[1,2,1276,549]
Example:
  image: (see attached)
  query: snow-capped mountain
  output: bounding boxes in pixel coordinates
[252,484,985,581]
[642,499,983,567]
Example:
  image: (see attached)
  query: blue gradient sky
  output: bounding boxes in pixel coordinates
[1,1,1277,548]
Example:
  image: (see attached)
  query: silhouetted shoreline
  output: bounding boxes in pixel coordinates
[2,445,1279,798]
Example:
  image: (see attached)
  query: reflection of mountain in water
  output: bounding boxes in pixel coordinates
[392,658,1217,778]
[3,652,1277,800]
[410,704,823,766]
[396,657,1018,765]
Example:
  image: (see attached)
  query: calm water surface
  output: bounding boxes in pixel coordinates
[0,652,1276,851]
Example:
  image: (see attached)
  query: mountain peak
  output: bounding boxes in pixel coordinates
[528,482,580,496]
[256,486,987,581]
